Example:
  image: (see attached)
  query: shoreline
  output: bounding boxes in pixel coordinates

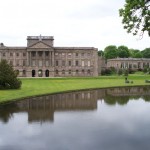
[0,84,150,106]
[0,75,150,105]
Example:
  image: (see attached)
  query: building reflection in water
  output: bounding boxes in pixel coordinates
[0,86,150,123]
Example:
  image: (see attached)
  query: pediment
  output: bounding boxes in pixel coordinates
[29,42,51,49]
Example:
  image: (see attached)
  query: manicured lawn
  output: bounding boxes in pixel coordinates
[0,75,150,104]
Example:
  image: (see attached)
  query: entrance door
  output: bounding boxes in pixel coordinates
[32,70,36,77]
[45,70,49,77]
[38,70,43,77]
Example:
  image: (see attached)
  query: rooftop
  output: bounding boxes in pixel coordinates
[27,35,54,40]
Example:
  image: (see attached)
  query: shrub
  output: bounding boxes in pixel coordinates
[118,69,123,75]
[138,68,143,71]
[143,67,147,73]
[101,68,112,75]
[123,68,129,76]
[128,68,136,74]
[0,60,22,89]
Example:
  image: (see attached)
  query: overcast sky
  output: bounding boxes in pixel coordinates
[0,0,149,50]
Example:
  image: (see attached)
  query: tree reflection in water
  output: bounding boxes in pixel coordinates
[0,86,150,123]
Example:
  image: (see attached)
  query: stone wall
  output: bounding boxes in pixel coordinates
[107,58,150,69]
[0,36,98,77]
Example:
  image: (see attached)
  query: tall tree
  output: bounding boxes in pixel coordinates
[117,45,130,58]
[129,49,142,58]
[134,52,143,58]
[104,45,118,59]
[119,0,150,37]
[0,60,22,89]
[141,48,150,58]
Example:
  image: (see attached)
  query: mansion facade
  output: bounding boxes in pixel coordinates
[0,36,98,77]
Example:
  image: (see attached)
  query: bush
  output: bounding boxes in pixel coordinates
[110,67,117,74]
[123,68,129,76]
[0,60,22,89]
[118,69,123,75]
[138,68,143,71]
[101,68,112,75]
[128,68,136,74]
[143,67,147,73]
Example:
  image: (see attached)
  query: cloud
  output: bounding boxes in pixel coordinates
[0,0,149,50]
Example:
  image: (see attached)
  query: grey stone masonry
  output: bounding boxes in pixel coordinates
[107,58,150,69]
[0,36,98,77]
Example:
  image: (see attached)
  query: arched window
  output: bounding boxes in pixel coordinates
[38,69,43,77]
[87,69,91,74]
[76,70,79,74]
[32,70,36,77]
[23,70,26,76]
[82,69,85,74]
[45,70,49,77]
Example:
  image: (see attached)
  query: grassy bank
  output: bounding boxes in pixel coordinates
[0,75,150,104]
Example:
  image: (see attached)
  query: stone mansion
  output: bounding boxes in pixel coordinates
[0,36,98,77]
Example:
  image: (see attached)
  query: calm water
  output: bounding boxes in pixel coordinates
[0,86,150,150]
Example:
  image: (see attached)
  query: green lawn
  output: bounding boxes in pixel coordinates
[0,75,150,104]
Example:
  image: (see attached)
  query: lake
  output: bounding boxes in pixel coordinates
[0,86,150,150]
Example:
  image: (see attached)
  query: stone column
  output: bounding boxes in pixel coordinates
[43,51,45,67]
[52,51,54,67]
[36,51,38,66]
[27,51,29,66]
[49,51,51,66]
[29,51,32,66]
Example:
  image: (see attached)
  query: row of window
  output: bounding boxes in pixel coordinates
[55,60,91,67]
[9,60,92,67]
[31,52,92,58]
[10,60,26,66]
[2,52,26,57]
[55,52,92,57]
[16,69,91,77]
[1,52,93,58]
[31,51,49,57]
[55,69,91,75]
[120,62,150,69]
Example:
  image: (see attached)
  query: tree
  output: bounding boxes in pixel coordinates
[0,59,22,89]
[117,45,130,58]
[98,50,104,56]
[134,51,143,58]
[141,48,150,58]
[104,45,118,59]
[119,0,150,37]
[129,49,143,58]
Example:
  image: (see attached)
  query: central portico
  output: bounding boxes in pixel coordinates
[26,36,55,77]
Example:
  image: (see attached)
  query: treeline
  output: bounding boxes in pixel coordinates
[98,45,150,59]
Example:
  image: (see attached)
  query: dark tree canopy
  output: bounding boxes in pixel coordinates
[103,45,150,59]
[0,60,22,89]
[141,48,150,58]
[117,45,130,58]
[129,49,143,58]
[119,0,150,37]
[98,50,104,56]
[104,45,118,59]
